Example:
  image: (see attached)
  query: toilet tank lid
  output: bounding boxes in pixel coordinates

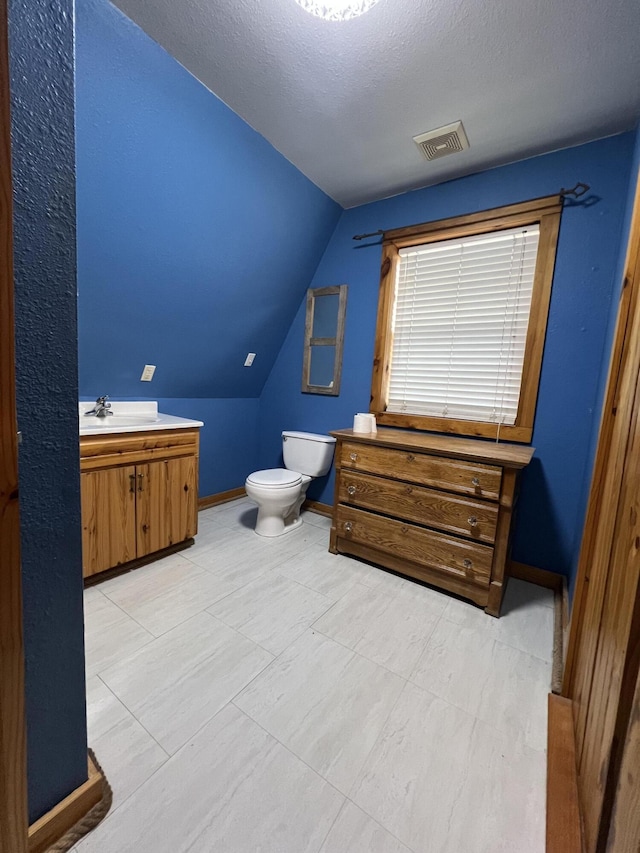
[282,431,336,443]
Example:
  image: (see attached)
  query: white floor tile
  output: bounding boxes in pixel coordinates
[236,630,404,794]
[99,611,273,754]
[410,617,550,751]
[351,681,545,853]
[319,801,412,853]
[83,589,154,679]
[495,579,555,662]
[442,577,556,662]
[86,676,168,809]
[82,509,552,852]
[208,573,333,654]
[99,553,240,636]
[76,704,344,853]
[277,548,376,601]
[313,580,446,678]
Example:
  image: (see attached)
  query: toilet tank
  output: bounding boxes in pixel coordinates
[282,431,336,477]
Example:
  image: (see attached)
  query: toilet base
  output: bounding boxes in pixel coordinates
[249,478,311,538]
[254,514,303,538]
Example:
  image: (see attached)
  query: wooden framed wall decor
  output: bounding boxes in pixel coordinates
[302,284,347,396]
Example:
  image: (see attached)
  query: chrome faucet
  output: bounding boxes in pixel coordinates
[85,395,113,418]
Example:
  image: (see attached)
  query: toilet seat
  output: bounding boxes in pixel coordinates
[246,468,302,488]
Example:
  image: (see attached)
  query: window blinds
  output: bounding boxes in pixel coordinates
[387,224,540,425]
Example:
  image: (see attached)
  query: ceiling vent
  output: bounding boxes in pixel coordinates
[413,121,469,161]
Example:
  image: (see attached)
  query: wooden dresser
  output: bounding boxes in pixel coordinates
[329,428,534,616]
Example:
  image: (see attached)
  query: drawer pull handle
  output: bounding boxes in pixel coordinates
[463,559,473,569]
[350,452,358,462]
[347,485,356,496]
[471,477,480,487]
[405,486,413,495]
[344,521,353,533]
[468,516,478,527]
[407,454,415,462]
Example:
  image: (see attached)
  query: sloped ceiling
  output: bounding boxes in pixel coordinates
[110,0,640,207]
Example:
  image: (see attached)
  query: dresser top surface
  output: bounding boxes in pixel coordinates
[331,427,535,469]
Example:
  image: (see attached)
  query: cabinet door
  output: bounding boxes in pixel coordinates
[136,456,198,558]
[81,466,137,577]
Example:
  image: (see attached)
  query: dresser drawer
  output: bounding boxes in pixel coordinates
[340,442,502,501]
[335,505,493,587]
[338,471,498,543]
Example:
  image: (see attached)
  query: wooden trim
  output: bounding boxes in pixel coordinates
[370,243,399,413]
[514,209,561,431]
[384,194,562,245]
[198,487,246,510]
[302,499,333,517]
[84,538,194,587]
[28,755,104,853]
[546,695,583,853]
[371,198,562,443]
[80,428,200,473]
[0,0,28,847]
[509,559,563,592]
[374,411,532,443]
[563,171,640,698]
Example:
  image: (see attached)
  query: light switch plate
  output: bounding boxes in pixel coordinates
[140,364,156,381]
[244,353,256,367]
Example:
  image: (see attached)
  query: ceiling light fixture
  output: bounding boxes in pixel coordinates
[294,0,381,22]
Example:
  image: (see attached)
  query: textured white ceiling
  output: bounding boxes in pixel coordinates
[110,0,640,208]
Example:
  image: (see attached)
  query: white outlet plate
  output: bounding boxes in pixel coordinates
[244,353,256,367]
[140,364,156,382]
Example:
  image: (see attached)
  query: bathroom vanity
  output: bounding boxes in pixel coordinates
[79,402,202,579]
[329,427,534,616]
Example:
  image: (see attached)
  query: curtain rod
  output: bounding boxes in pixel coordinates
[351,182,591,241]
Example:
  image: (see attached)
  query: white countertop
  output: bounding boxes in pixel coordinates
[79,401,204,436]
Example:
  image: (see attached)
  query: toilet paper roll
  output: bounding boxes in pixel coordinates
[353,413,371,433]
[353,413,377,433]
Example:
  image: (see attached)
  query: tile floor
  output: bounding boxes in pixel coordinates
[76,497,553,853]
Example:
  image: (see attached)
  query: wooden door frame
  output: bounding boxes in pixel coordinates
[563,169,640,698]
[0,0,29,850]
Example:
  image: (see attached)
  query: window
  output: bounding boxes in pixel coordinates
[371,197,562,443]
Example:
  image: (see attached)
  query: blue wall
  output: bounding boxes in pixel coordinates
[9,0,88,823]
[75,0,341,495]
[569,125,640,595]
[259,134,636,587]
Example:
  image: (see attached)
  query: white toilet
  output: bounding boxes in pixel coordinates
[245,431,336,537]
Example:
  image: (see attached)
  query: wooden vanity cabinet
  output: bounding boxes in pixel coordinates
[329,428,534,616]
[80,429,199,578]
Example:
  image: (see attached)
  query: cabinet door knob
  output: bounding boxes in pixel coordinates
[471,477,480,487]
[463,558,473,569]
[138,472,144,492]
[129,473,136,494]
[468,516,478,527]
[344,521,353,533]
[347,485,356,496]
[349,452,358,462]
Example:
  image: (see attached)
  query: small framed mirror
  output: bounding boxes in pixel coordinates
[302,284,347,395]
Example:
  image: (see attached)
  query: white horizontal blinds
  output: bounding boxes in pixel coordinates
[387,224,541,425]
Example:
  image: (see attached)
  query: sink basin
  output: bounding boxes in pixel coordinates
[81,415,160,429]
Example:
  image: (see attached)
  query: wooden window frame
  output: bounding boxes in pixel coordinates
[370,195,563,443]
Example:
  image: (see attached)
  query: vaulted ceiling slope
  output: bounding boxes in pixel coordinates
[76,0,341,400]
[110,0,640,207]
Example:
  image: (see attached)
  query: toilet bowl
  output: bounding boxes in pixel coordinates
[245,431,336,537]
